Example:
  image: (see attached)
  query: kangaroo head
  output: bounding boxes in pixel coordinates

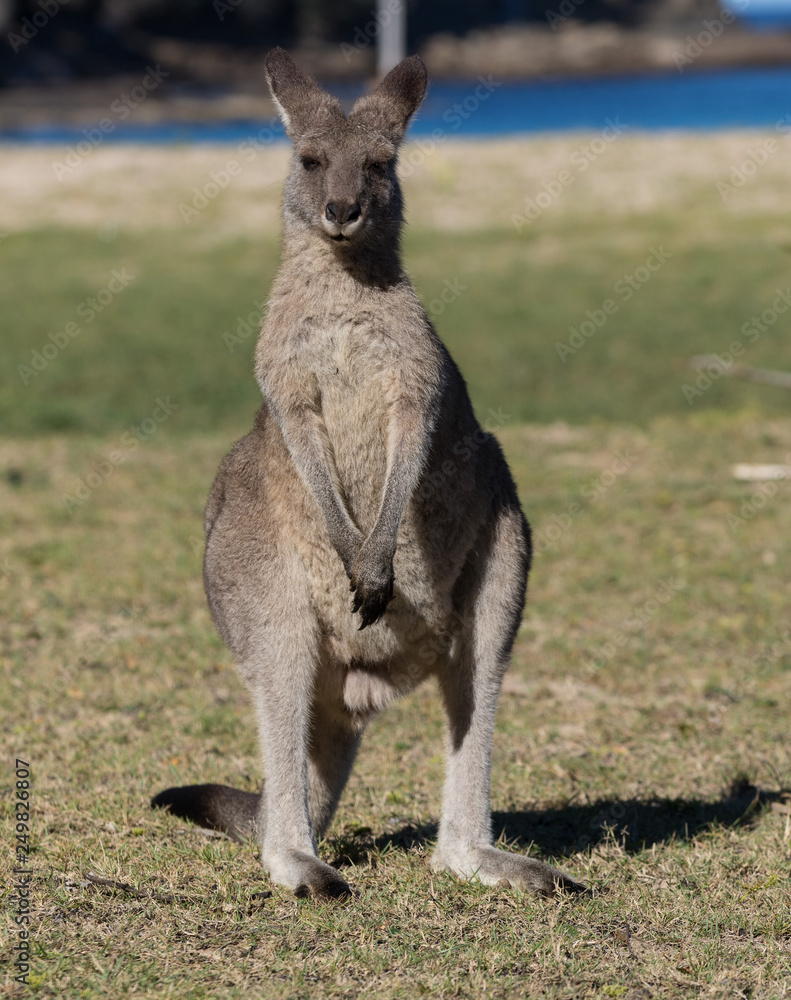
[266,48,427,249]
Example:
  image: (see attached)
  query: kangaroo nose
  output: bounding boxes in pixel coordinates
[325,201,361,225]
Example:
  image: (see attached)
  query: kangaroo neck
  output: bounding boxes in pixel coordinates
[281,226,404,292]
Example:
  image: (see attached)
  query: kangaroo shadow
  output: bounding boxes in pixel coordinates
[491,779,782,859]
[329,780,783,868]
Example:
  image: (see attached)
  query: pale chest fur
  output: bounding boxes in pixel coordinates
[258,282,435,533]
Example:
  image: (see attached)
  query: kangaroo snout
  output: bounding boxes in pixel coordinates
[323,199,363,239]
[325,200,361,225]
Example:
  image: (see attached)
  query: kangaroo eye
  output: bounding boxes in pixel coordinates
[302,157,321,171]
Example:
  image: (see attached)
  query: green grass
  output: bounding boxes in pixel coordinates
[1,414,790,999]
[2,214,791,437]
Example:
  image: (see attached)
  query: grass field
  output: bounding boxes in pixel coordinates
[3,136,791,434]
[1,136,790,998]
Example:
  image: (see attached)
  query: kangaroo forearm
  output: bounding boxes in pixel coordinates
[369,401,435,550]
[276,410,362,572]
[304,458,362,571]
[349,403,436,628]
[368,467,415,557]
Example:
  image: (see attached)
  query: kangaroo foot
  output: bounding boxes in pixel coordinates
[266,850,353,901]
[432,845,586,898]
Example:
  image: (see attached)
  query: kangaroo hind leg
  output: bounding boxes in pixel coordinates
[432,503,586,897]
[307,697,362,840]
[151,681,361,896]
[245,657,348,898]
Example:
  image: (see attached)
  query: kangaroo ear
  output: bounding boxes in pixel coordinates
[265,47,344,140]
[349,55,428,143]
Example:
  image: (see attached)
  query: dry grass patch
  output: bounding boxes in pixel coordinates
[0,134,789,238]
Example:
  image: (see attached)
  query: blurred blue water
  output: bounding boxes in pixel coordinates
[419,66,791,135]
[2,65,790,144]
[741,9,791,31]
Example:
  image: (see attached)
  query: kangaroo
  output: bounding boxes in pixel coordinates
[152,48,584,900]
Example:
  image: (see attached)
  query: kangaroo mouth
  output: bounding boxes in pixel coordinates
[322,217,364,243]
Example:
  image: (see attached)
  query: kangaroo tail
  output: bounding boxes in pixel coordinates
[151,784,260,843]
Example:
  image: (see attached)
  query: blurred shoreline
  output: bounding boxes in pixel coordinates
[1,21,790,128]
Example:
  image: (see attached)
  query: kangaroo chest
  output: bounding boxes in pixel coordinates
[302,311,404,525]
[309,310,402,391]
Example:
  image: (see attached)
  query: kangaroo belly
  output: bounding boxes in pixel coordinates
[208,403,486,669]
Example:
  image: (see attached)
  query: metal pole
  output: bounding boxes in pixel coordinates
[377,0,406,77]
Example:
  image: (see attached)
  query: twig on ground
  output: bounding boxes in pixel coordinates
[84,871,192,904]
[690,355,791,390]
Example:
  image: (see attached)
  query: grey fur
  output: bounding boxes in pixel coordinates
[152,49,585,900]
